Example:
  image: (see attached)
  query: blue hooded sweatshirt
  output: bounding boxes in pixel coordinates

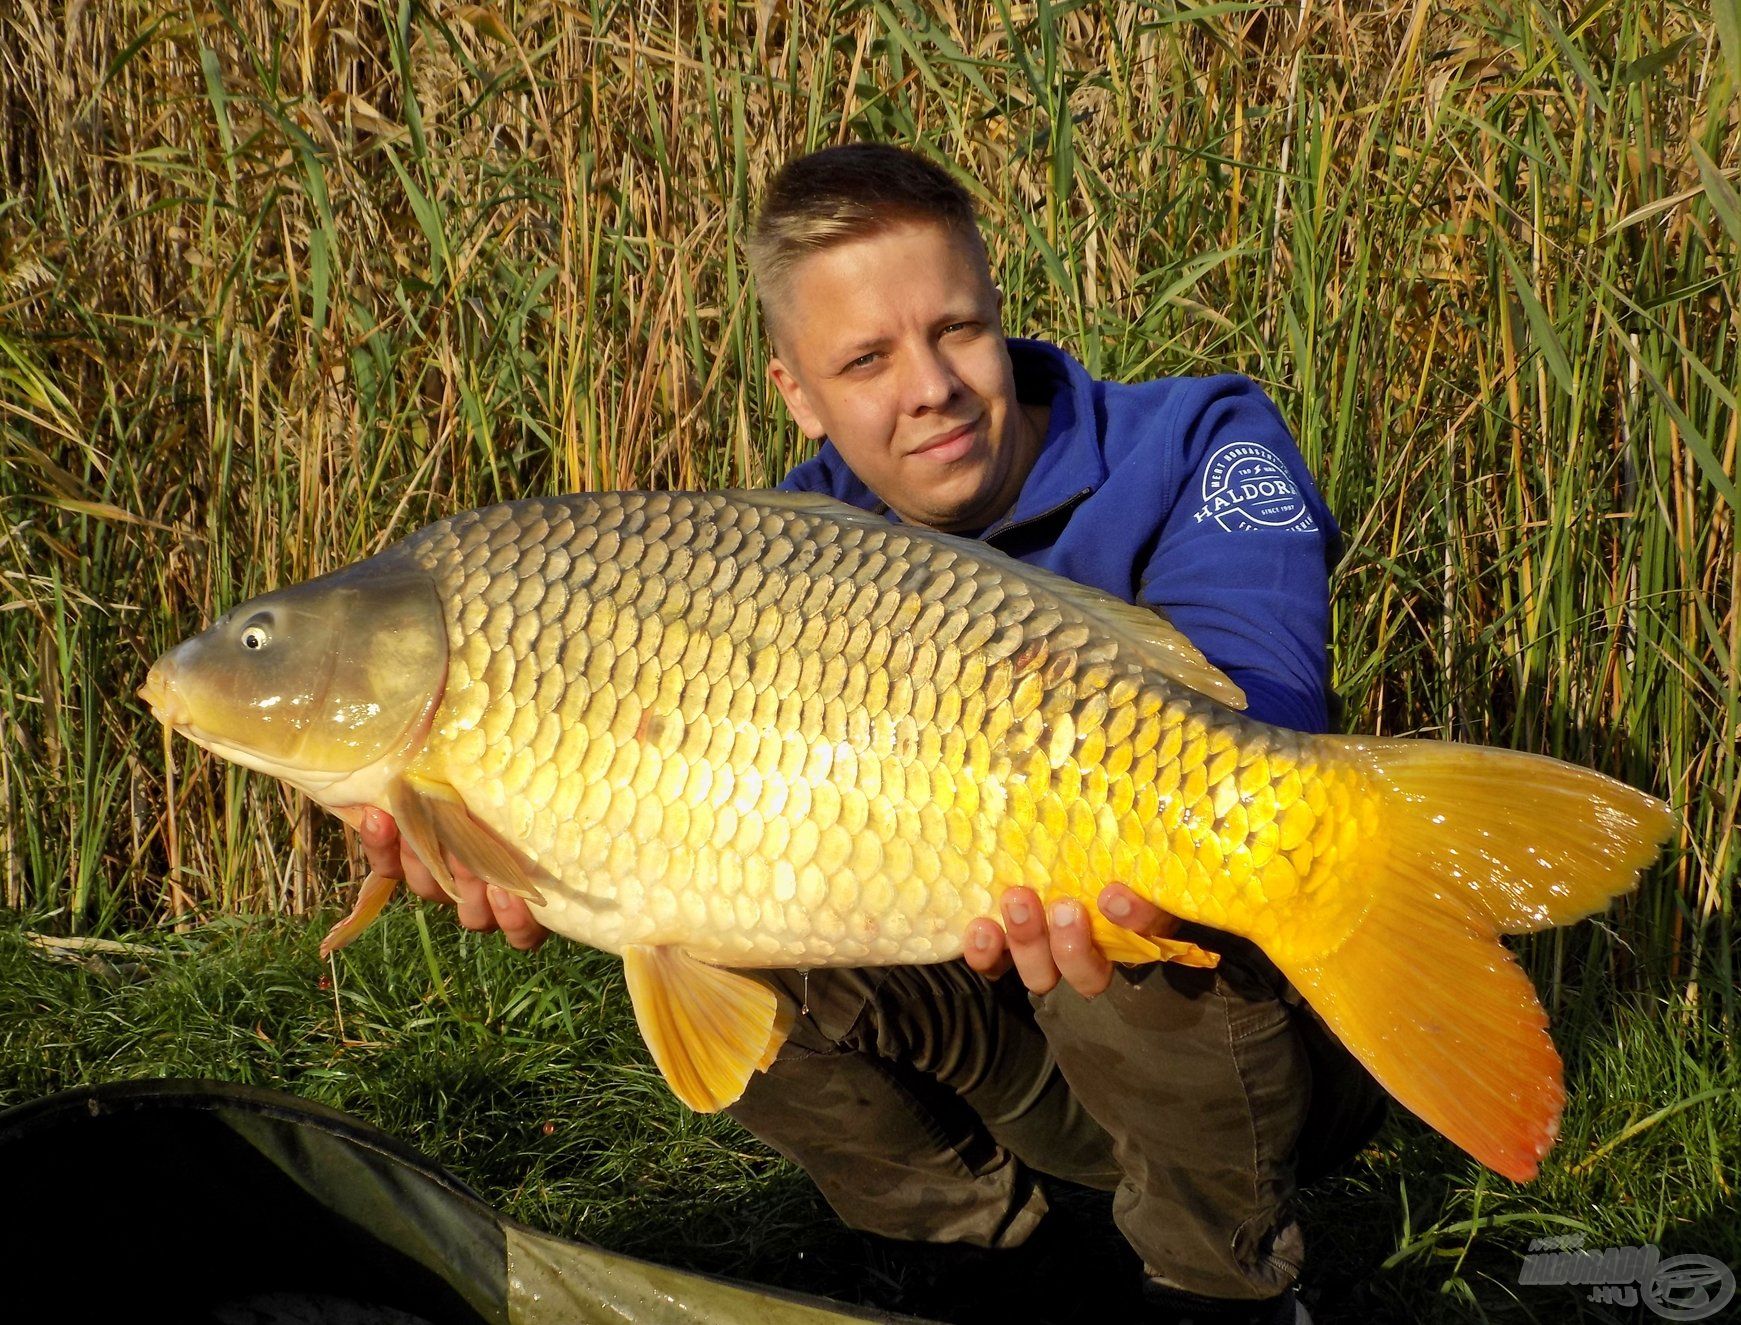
[777,338,1343,733]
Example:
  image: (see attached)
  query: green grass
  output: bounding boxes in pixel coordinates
[3,909,1735,1323]
[1,1,1737,1319]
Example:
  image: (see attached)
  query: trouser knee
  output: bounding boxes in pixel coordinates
[1035,940,1312,1300]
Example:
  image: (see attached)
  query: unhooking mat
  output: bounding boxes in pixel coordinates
[0,1078,925,1324]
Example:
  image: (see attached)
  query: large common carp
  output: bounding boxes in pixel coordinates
[140,491,1673,1181]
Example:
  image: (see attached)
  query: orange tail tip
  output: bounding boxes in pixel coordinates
[1285,885,1564,1181]
[1278,740,1673,1181]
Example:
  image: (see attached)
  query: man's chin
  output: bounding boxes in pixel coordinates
[906,489,997,535]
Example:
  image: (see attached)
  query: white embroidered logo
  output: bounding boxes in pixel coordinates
[1192,441,1317,532]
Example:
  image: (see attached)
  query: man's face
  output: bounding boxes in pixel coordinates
[765,221,1038,532]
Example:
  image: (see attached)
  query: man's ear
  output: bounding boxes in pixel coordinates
[768,357,827,440]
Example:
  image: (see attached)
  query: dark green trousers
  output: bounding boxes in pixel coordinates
[727,930,1387,1301]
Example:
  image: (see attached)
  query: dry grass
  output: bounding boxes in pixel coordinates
[0,0,1734,1094]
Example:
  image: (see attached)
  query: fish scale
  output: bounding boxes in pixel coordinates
[143,487,1674,1178]
[400,491,1323,968]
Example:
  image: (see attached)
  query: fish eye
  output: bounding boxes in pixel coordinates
[240,614,273,651]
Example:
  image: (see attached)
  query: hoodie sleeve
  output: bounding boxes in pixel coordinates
[1136,377,1343,733]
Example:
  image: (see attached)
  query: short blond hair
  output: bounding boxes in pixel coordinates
[748,144,985,345]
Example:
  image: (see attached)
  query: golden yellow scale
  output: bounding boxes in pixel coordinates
[401,492,1367,972]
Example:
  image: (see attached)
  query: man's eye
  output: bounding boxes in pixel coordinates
[844,353,878,371]
[943,322,977,336]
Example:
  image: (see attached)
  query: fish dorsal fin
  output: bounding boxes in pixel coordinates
[621,946,792,1112]
[735,490,1246,709]
[388,770,552,906]
[1030,574,1246,709]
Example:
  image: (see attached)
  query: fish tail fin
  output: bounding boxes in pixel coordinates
[1276,740,1673,1182]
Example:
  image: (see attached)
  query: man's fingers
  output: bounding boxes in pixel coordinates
[356,807,548,951]
[488,886,550,952]
[1047,898,1113,998]
[360,806,446,902]
[1000,887,1061,995]
[359,808,404,879]
[448,855,498,932]
[1097,883,1180,939]
[399,844,447,903]
[963,917,1011,979]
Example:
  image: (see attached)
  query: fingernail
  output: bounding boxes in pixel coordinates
[1007,899,1030,925]
[1103,891,1131,919]
[487,885,508,910]
[972,929,991,951]
[361,808,378,834]
[1051,900,1078,928]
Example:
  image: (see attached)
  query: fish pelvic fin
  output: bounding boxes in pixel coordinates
[388,771,552,906]
[1276,739,1673,1183]
[319,869,399,958]
[622,946,792,1112]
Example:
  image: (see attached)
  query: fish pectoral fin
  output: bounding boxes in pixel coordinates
[388,776,462,902]
[319,870,399,958]
[390,771,551,906]
[415,788,550,907]
[1087,911,1221,967]
[621,946,791,1113]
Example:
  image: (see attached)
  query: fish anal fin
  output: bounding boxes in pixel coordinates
[1280,890,1563,1183]
[1147,935,1222,968]
[1086,910,1220,967]
[622,946,789,1113]
[319,870,400,958]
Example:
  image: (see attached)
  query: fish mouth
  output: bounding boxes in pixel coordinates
[138,663,191,730]
[136,671,349,795]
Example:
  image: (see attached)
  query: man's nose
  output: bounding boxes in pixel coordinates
[903,346,960,413]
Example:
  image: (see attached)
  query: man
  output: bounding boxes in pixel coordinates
[362,144,1386,1324]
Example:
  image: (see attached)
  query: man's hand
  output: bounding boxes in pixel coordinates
[963,884,1180,997]
[358,808,550,951]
